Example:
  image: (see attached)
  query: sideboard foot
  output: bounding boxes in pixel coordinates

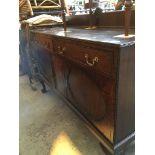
[40,79,47,93]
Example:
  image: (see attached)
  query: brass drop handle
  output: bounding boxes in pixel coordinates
[85,54,99,67]
[58,46,61,50]
[63,47,66,51]
[58,51,64,55]
[57,46,66,55]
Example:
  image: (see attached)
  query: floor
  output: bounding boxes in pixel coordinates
[19,75,135,155]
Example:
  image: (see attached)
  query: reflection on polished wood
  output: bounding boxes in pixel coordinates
[49,131,82,155]
[93,115,114,143]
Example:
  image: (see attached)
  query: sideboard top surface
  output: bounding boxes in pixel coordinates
[31,27,135,47]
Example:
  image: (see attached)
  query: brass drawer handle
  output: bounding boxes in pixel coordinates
[62,47,66,52]
[85,54,99,67]
[58,46,61,50]
[58,51,64,55]
[57,46,66,55]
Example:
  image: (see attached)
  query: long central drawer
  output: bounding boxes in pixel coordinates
[53,37,115,77]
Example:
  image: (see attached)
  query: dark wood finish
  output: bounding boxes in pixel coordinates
[98,10,134,28]
[66,66,115,138]
[114,45,135,144]
[66,66,106,120]
[124,0,133,36]
[29,25,135,154]
[34,33,53,51]
[66,14,90,26]
[66,10,135,28]
[53,37,115,78]
[51,35,116,141]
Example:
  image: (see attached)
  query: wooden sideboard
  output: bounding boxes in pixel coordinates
[29,26,135,155]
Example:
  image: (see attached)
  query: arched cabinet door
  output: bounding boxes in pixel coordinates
[66,66,106,120]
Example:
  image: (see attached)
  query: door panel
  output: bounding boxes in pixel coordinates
[66,66,106,120]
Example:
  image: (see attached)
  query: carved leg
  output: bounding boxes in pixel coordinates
[40,79,47,93]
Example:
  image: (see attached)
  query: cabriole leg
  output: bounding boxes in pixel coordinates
[40,79,47,93]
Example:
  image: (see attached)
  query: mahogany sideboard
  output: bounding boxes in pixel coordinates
[29,26,135,155]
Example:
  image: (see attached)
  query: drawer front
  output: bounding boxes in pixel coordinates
[34,33,53,51]
[53,38,115,77]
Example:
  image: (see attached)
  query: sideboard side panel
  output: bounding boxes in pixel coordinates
[115,45,135,144]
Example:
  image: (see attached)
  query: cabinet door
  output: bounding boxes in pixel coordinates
[33,42,54,85]
[66,65,107,120]
[66,65,115,141]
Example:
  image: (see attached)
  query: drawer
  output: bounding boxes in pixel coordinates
[34,33,53,51]
[53,38,115,77]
